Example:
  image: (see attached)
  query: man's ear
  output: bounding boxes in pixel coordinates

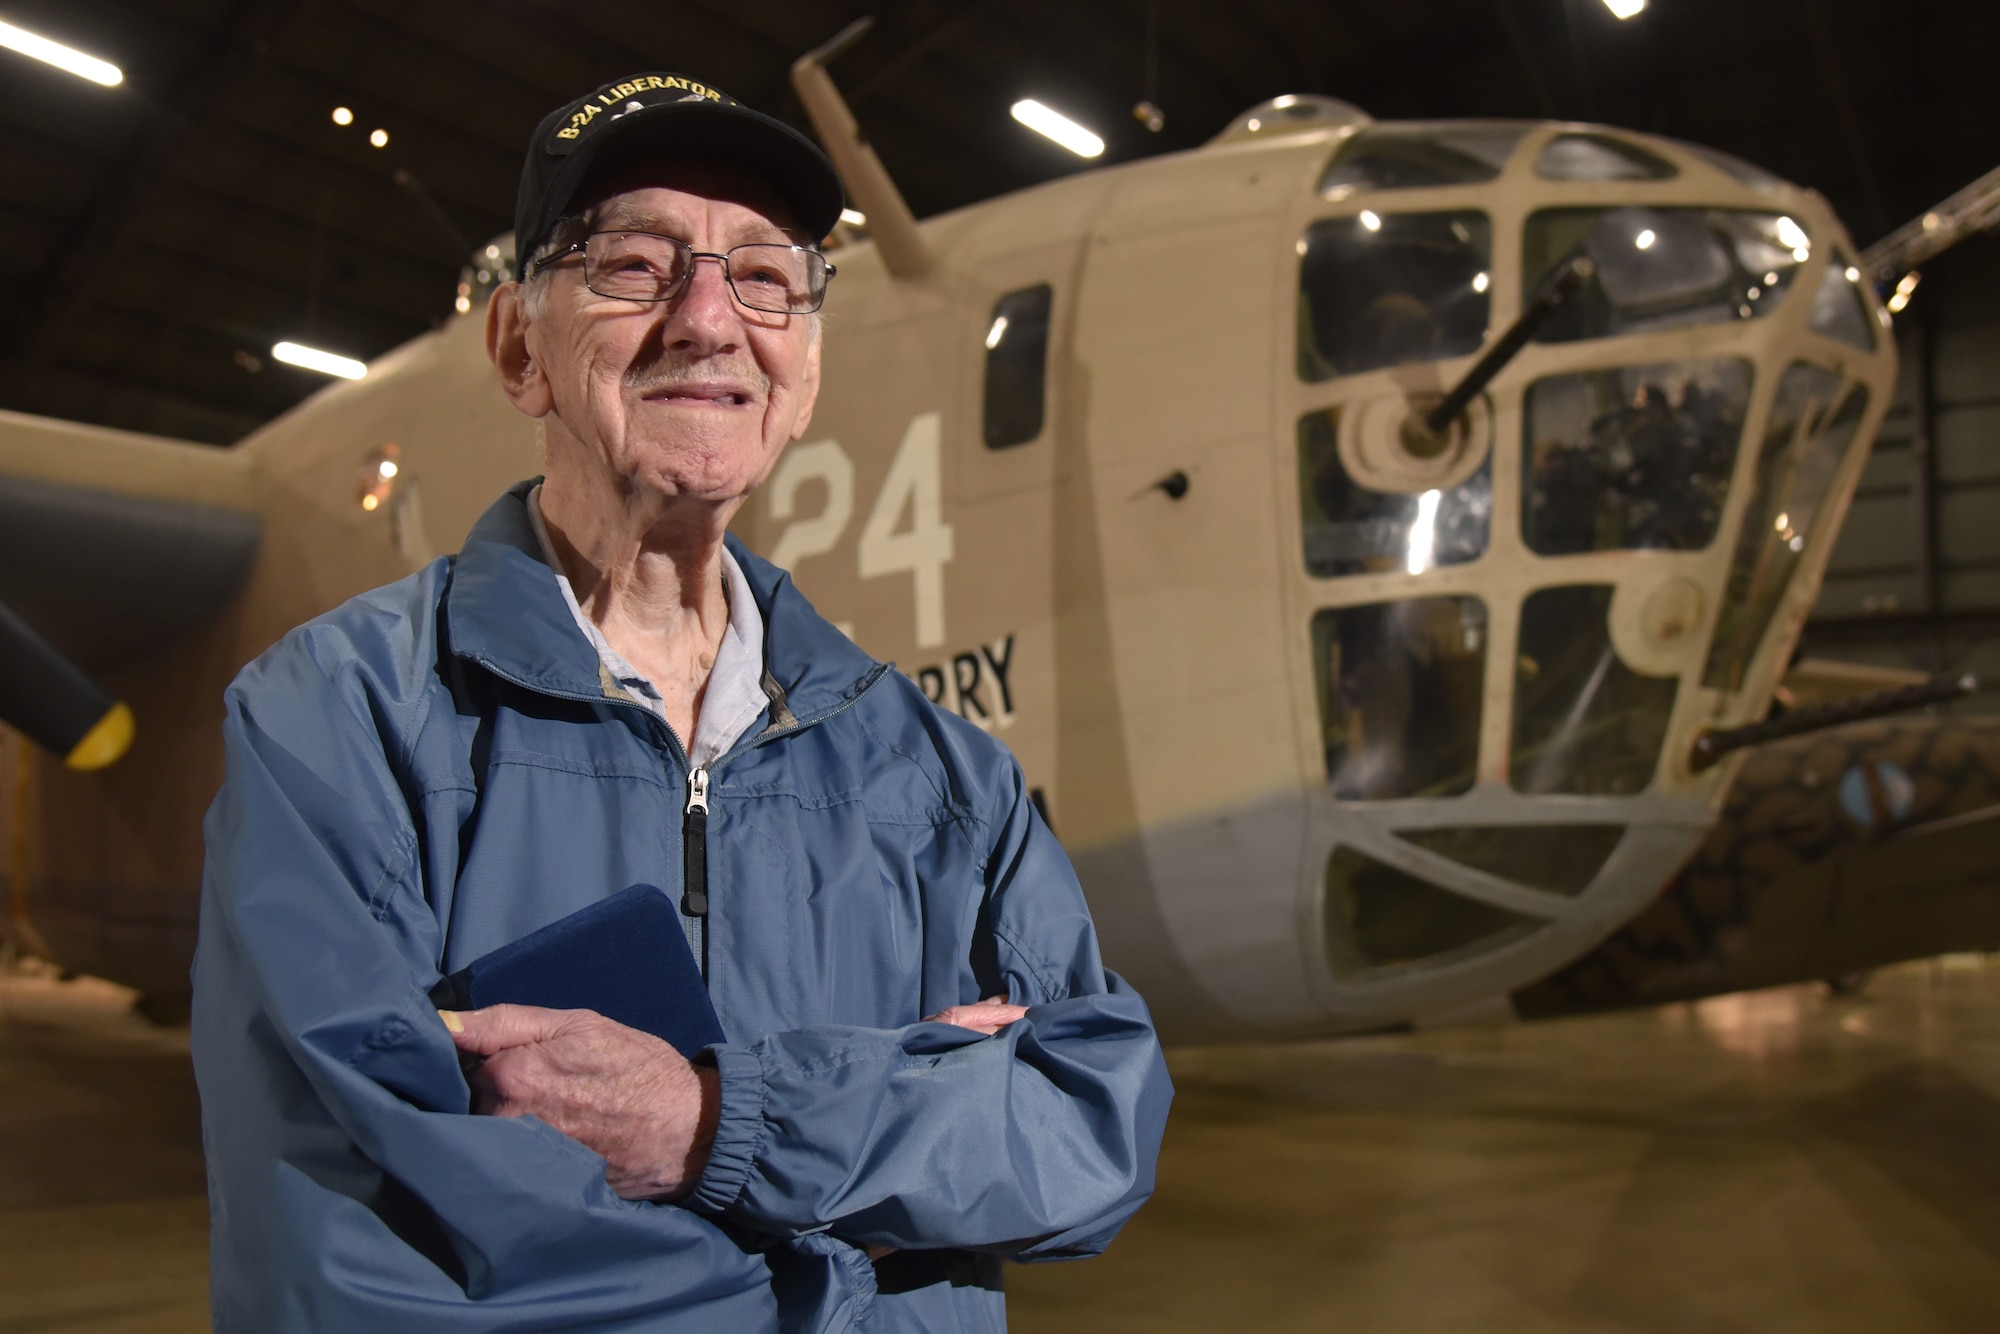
[787,329,824,442]
[486,283,554,418]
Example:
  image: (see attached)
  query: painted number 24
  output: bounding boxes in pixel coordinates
[766,412,955,648]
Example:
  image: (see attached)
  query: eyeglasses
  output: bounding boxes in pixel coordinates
[527,230,836,314]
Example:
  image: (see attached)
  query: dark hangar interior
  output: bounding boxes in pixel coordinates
[7,3,2000,1329]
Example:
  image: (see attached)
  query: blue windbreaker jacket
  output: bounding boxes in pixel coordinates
[192,481,1172,1332]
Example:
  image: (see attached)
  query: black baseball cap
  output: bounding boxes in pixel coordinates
[513,73,845,279]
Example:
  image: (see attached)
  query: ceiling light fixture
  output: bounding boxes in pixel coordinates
[0,18,123,86]
[369,128,389,148]
[1602,0,1646,17]
[272,341,367,380]
[839,208,867,228]
[332,106,354,125]
[1011,99,1104,158]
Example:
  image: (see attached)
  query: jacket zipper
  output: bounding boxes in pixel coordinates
[681,765,710,918]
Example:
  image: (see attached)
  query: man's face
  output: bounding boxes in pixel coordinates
[499,161,823,508]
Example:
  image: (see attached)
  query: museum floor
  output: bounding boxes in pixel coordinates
[6,958,1999,1332]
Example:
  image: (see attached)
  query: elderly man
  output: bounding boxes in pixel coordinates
[191,73,1171,1332]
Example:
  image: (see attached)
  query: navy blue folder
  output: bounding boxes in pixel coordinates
[430,884,725,1055]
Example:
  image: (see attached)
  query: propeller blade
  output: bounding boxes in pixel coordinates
[0,592,134,770]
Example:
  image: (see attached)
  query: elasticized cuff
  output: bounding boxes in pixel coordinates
[686,1043,767,1215]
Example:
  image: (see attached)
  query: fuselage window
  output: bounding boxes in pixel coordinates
[1522,358,1753,555]
[1511,585,1677,796]
[1522,208,1810,343]
[1703,365,1870,692]
[982,284,1053,449]
[1298,407,1489,577]
[1316,123,1529,194]
[1297,210,1492,381]
[1312,597,1486,800]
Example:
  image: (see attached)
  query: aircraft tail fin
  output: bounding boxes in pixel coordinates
[791,19,934,280]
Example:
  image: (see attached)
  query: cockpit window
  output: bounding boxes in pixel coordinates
[1534,133,1677,181]
[1298,211,1492,381]
[1317,124,1531,194]
[1522,358,1753,555]
[1511,585,1677,795]
[1808,260,1878,351]
[983,284,1053,449]
[1703,365,1870,691]
[1298,408,1490,576]
[1313,597,1485,800]
[1523,208,1809,343]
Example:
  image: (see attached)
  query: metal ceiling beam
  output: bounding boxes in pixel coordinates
[0,0,319,404]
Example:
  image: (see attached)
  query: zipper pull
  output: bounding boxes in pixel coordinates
[682,766,710,917]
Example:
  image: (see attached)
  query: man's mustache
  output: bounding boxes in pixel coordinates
[626,358,772,400]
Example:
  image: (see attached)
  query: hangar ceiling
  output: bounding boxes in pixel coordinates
[1,0,1997,446]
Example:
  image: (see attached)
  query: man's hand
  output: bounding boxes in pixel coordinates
[923,995,1027,1034]
[439,996,1024,1205]
[442,1005,718,1201]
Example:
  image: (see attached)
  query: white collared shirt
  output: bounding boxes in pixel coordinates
[527,485,766,768]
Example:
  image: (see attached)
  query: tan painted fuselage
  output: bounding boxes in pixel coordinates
[0,108,1909,1036]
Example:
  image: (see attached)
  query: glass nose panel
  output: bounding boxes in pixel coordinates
[1298,408,1490,576]
[1324,845,1538,976]
[1535,132,1678,181]
[1298,211,1492,380]
[1317,123,1531,193]
[1704,366,1871,691]
[1807,262,1878,351]
[1313,599,1486,800]
[1523,359,1753,555]
[1523,208,1806,343]
[1511,585,1677,795]
[1398,825,1626,896]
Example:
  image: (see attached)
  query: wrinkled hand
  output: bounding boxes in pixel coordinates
[442,1005,718,1201]
[439,996,1025,1207]
[924,994,1027,1035]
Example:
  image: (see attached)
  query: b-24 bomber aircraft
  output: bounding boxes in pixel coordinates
[3,36,1997,1034]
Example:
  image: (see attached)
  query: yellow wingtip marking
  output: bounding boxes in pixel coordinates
[63,702,134,770]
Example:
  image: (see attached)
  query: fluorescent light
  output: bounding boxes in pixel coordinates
[1011,99,1104,158]
[272,341,367,380]
[1359,209,1382,232]
[1603,0,1646,16]
[1406,490,1441,575]
[839,208,867,228]
[0,18,123,86]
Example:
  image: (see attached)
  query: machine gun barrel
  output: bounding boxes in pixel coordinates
[1424,255,1593,434]
[1688,672,1980,773]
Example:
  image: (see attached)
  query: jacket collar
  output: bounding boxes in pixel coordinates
[445,480,886,727]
